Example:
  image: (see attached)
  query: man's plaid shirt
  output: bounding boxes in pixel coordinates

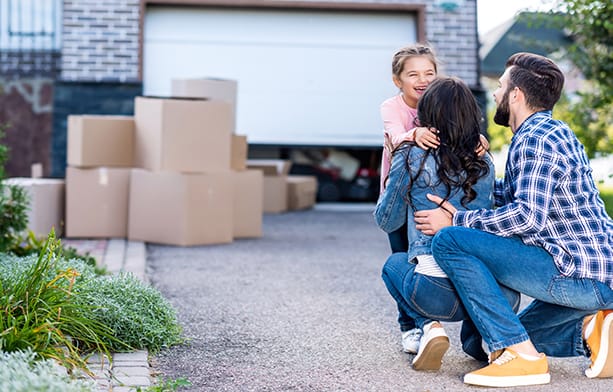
[455,111,613,288]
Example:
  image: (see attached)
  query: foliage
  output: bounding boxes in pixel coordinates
[552,0,613,99]
[0,232,122,372]
[74,272,183,353]
[0,349,95,392]
[550,0,613,157]
[0,124,30,252]
[599,184,613,219]
[137,377,192,392]
[11,230,106,275]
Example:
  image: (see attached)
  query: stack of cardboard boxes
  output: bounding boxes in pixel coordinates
[64,78,264,246]
[7,78,318,246]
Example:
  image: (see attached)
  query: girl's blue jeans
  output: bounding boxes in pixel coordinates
[432,227,613,356]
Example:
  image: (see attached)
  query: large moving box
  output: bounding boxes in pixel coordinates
[128,169,233,246]
[4,178,65,237]
[232,170,263,238]
[67,115,134,167]
[65,167,131,238]
[231,135,247,171]
[171,78,238,133]
[134,96,232,173]
[287,175,318,211]
[246,160,292,213]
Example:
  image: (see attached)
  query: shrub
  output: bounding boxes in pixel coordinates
[0,234,123,371]
[74,272,183,353]
[0,349,95,392]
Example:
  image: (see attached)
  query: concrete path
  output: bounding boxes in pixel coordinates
[143,204,613,391]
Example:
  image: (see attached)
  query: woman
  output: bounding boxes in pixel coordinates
[374,77,519,371]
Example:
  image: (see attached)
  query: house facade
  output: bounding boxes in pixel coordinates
[1,0,482,181]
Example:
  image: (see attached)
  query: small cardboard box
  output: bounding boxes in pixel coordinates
[128,169,234,246]
[246,159,292,213]
[67,115,134,167]
[287,175,318,211]
[4,177,65,237]
[171,78,238,133]
[231,135,248,171]
[134,96,232,173]
[65,167,131,238]
[232,169,263,238]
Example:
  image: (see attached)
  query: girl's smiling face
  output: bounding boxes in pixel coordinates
[393,56,437,109]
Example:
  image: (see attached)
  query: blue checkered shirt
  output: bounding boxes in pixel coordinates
[455,111,613,288]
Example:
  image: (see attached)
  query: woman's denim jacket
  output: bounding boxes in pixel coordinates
[374,144,495,261]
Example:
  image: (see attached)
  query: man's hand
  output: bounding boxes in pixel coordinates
[414,194,456,235]
[414,127,440,150]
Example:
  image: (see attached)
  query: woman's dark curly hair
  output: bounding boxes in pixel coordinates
[404,77,490,209]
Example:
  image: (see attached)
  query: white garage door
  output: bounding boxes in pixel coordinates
[143,6,417,147]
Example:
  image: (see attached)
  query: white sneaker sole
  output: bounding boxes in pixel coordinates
[464,373,551,387]
[585,312,613,378]
[412,333,450,371]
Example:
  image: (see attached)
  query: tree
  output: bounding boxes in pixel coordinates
[551,0,613,157]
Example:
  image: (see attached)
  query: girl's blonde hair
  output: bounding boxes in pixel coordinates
[392,43,439,78]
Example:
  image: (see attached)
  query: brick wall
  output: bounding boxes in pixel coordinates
[60,0,479,87]
[61,0,140,82]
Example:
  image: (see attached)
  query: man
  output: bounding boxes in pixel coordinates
[413,52,613,388]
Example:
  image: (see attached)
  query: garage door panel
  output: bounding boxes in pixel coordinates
[144,6,416,146]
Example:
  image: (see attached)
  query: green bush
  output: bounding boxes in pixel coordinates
[75,272,183,353]
[0,236,122,371]
[0,349,95,392]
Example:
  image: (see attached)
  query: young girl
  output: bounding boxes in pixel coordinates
[375,77,518,371]
[378,44,489,354]
[378,43,441,355]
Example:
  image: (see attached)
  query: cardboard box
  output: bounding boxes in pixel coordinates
[67,115,134,167]
[247,159,292,213]
[287,175,318,211]
[171,78,237,133]
[4,177,65,237]
[134,96,232,173]
[232,170,263,238]
[128,169,234,246]
[65,167,131,238]
[231,135,248,171]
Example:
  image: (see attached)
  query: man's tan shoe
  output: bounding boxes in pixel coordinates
[463,349,550,387]
[584,310,613,378]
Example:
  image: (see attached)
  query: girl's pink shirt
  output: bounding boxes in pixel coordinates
[379,94,418,193]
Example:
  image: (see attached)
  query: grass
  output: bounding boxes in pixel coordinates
[599,184,613,218]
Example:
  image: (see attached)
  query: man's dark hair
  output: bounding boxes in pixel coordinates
[505,52,565,111]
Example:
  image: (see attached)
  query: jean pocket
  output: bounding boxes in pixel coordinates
[409,274,464,320]
[548,277,606,310]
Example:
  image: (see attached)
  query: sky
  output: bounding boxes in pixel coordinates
[477,0,555,35]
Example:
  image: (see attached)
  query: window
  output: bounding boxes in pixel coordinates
[0,0,61,51]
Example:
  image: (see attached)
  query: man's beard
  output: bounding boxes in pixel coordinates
[494,89,511,127]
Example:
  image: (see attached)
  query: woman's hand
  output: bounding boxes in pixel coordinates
[414,127,440,150]
[476,134,490,157]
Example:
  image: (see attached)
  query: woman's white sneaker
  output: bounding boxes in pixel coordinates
[411,321,449,371]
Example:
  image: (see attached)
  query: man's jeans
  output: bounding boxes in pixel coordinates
[432,226,613,357]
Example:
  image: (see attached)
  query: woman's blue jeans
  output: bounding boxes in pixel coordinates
[381,252,520,360]
[432,226,613,357]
